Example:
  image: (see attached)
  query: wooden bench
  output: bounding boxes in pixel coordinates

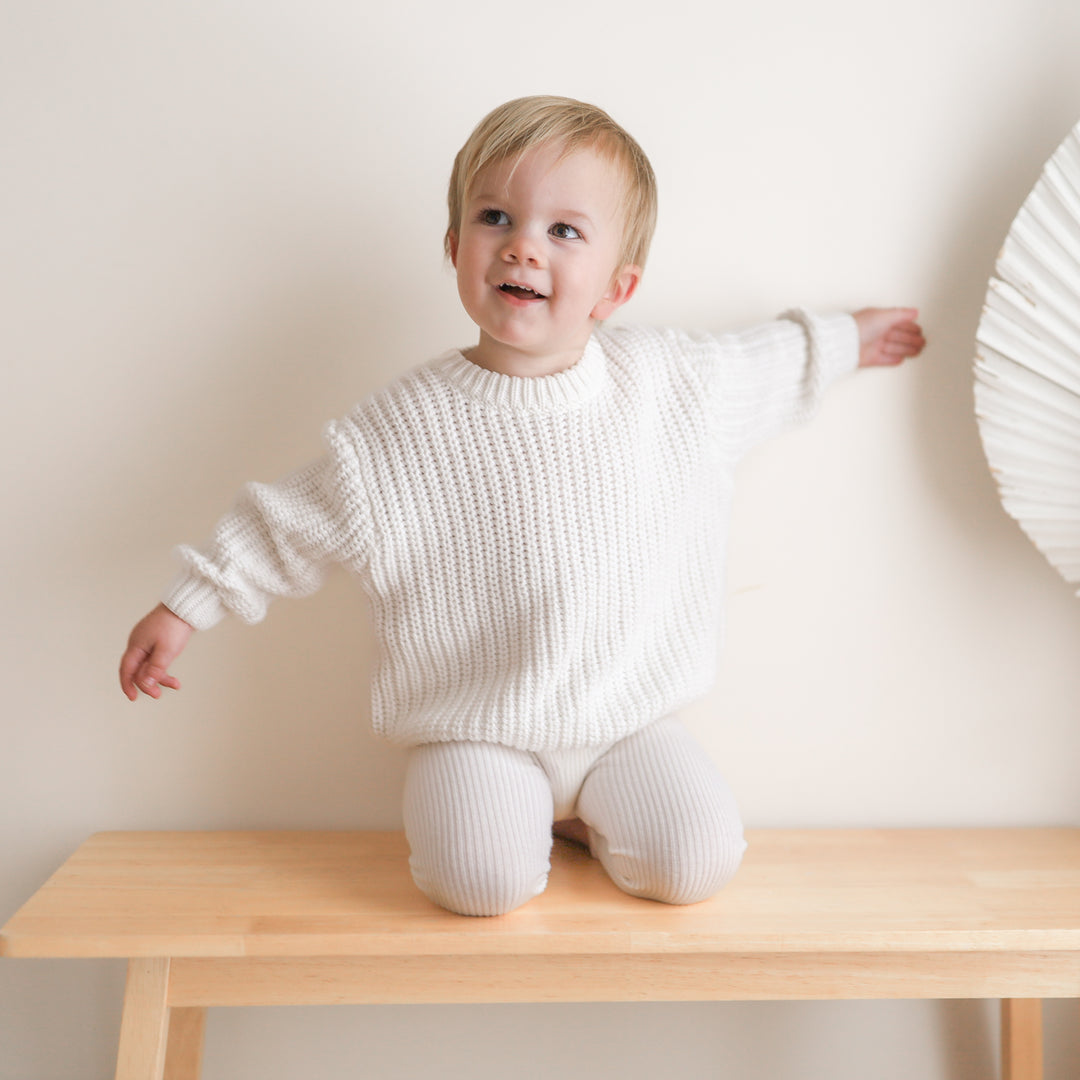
[3,828,1079,1080]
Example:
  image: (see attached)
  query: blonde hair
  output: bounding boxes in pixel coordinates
[445,96,658,270]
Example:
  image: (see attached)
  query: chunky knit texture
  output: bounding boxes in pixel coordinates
[165,311,857,750]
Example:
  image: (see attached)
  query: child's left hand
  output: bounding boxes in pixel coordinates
[853,308,926,368]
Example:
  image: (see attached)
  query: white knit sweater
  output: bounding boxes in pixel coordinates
[165,312,858,749]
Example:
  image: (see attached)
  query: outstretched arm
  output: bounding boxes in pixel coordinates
[853,307,926,368]
[119,603,194,701]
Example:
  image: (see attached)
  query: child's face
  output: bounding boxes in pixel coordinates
[448,141,640,375]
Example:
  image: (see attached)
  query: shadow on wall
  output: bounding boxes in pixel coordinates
[938,999,995,1080]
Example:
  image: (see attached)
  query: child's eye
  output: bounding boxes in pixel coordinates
[479,208,509,226]
[550,222,582,240]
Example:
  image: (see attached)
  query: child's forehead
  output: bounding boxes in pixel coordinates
[467,140,628,204]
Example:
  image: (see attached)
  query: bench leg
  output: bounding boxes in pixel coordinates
[115,959,171,1080]
[164,1008,206,1080]
[1001,998,1043,1080]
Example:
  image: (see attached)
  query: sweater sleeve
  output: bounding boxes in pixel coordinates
[672,310,859,459]
[162,419,371,630]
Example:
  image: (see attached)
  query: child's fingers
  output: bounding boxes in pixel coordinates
[885,324,926,354]
[890,322,923,338]
[854,307,924,367]
[121,647,181,700]
[119,647,148,701]
[134,656,163,698]
[883,334,923,355]
[139,674,163,699]
[137,659,180,698]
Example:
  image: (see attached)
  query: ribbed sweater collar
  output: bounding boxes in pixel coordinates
[433,335,606,413]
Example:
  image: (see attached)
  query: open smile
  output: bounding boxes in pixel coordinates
[497,281,547,302]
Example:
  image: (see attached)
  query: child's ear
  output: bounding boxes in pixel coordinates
[591,264,642,321]
[447,231,459,268]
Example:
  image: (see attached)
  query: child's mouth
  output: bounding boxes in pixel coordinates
[499,283,546,300]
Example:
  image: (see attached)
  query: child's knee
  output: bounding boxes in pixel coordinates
[409,845,549,917]
[595,825,746,906]
[658,828,747,904]
[402,739,554,916]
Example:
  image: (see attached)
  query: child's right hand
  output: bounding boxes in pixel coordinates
[119,603,194,701]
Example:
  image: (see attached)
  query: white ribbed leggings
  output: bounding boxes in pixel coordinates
[403,715,746,916]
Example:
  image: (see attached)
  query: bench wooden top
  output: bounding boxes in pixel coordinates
[4,828,1080,961]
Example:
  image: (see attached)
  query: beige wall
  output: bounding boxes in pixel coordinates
[5,1,1080,1077]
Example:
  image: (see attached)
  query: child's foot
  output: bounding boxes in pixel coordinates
[552,817,591,850]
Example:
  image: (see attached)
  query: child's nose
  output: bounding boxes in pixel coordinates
[501,227,543,266]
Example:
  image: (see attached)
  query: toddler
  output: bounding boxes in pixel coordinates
[120,96,925,916]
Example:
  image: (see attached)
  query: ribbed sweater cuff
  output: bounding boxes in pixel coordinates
[163,570,228,631]
[817,311,861,384]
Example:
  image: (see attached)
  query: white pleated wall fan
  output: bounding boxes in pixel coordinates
[975,120,1080,595]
